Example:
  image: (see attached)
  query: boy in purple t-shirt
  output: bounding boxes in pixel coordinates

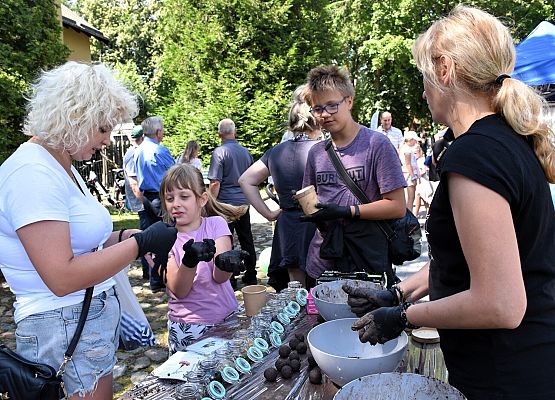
[300,65,406,286]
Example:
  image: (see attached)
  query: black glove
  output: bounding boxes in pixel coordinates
[181,239,216,268]
[299,203,351,222]
[133,221,177,258]
[215,249,250,274]
[342,283,400,317]
[351,305,408,345]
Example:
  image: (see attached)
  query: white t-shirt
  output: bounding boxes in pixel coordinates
[0,142,114,323]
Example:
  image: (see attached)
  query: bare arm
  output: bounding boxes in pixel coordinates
[128,175,143,201]
[405,152,417,179]
[17,221,139,296]
[103,228,141,248]
[397,261,430,302]
[406,173,526,329]
[356,187,406,220]
[239,160,281,221]
[209,180,220,198]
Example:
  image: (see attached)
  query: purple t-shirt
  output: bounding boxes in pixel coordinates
[168,216,238,324]
[302,126,406,278]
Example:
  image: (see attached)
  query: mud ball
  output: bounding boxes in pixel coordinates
[290,359,301,372]
[280,365,293,379]
[278,345,291,358]
[307,354,317,368]
[275,358,289,371]
[309,367,322,384]
[289,350,300,361]
[264,367,279,382]
[295,332,305,342]
[289,338,300,351]
[296,342,307,354]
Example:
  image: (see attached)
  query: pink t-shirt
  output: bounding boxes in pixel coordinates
[167,216,238,324]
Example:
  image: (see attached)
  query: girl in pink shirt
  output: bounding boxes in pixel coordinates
[158,164,248,355]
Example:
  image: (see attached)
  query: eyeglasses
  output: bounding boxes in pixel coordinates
[310,97,348,116]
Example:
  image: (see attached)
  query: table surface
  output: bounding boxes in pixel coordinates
[119,308,341,400]
[119,309,442,400]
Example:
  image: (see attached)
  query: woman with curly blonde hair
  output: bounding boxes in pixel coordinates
[345,6,555,399]
[0,61,177,399]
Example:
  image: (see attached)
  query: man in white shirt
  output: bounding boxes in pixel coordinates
[376,111,403,151]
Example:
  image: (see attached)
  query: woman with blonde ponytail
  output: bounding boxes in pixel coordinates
[346,6,555,399]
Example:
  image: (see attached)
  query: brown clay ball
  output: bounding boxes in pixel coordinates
[280,365,293,379]
[290,358,301,372]
[278,345,291,358]
[264,367,279,382]
[275,358,289,371]
[309,367,322,384]
[296,342,308,354]
[289,338,300,350]
[289,350,300,361]
[295,332,305,342]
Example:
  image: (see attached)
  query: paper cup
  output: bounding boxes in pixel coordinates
[295,185,319,215]
[241,285,268,317]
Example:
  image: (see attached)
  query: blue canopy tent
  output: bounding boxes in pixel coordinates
[513,21,555,101]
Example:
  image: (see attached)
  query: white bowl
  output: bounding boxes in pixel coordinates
[312,280,381,321]
[307,318,408,387]
[333,373,466,399]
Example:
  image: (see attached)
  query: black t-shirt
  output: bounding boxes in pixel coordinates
[426,114,555,399]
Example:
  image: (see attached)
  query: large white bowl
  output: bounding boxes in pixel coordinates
[333,373,466,399]
[307,318,408,387]
[312,279,381,321]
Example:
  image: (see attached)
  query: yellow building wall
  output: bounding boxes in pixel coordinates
[63,27,92,63]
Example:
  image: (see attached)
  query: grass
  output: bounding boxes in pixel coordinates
[111,210,141,230]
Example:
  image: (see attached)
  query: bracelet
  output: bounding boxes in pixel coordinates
[400,302,419,330]
[118,229,126,243]
[352,204,361,220]
[392,284,406,304]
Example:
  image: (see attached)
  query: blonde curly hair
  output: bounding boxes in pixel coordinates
[23,61,138,153]
[413,6,555,182]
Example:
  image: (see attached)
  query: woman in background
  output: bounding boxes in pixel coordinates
[177,140,202,170]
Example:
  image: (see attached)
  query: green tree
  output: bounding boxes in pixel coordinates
[158,0,337,160]
[0,0,69,163]
[74,0,163,118]
[331,0,554,134]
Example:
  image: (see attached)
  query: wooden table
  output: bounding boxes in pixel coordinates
[119,308,340,400]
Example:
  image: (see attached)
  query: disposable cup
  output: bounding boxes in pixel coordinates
[241,285,268,317]
[295,185,319,215]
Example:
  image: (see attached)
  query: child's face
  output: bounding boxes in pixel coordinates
[163,186,206,227]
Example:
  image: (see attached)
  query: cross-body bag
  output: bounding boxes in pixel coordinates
[0,287,94,400]
[325,139,422,266]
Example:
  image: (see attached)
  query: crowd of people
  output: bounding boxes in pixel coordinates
[0,5,554,400]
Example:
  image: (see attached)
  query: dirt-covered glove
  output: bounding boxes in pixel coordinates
[215,249,250,274]
[342,283,400,317]
[181,239,216,268]
[132,221,177,258]
[299,203,351,222]
[351,304,413,345]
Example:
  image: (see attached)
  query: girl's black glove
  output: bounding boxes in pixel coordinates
[181,239,216,268]
[215,249,249,274]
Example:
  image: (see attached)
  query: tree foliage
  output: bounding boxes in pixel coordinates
[0,0,69,163]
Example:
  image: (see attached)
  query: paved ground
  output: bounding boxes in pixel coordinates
[0,202,427,398]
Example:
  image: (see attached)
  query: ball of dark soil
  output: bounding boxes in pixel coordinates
[289,338,300,351]
[307,354,317,368]
[280,365,293,379]
[295,332,305,342]
[309,367,322,384]
[290,358,301,372]
[275,358,289,371]
[296,342,307,354]
[264,367,279,382]
[289,350,300,361]
[278,345,291,358]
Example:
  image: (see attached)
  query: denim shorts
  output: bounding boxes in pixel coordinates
[15,287,120,397]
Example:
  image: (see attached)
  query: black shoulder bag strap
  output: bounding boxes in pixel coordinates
[57,286,94,377]
[324,139,397,241]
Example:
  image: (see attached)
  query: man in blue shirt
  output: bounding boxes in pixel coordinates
[209,118,257,287]
[134,116,175,291]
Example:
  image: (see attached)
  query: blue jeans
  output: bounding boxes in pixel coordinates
[15,287,120,397]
